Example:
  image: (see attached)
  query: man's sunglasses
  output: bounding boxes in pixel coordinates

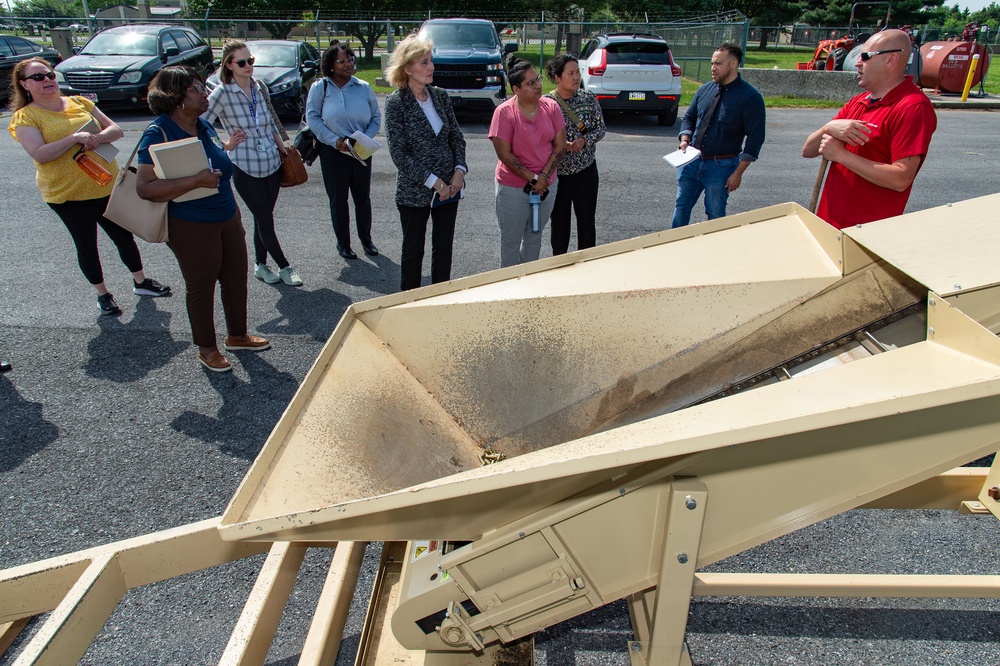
[859,49,902,62]
[234,57,256,68]
[22,71,56,81]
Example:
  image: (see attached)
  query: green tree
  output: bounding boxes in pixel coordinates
[801,0,944,27]
[970,1,1000,25]
[12,0,79,26]
[725,0,805,48]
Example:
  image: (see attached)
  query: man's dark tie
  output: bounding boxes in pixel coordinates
[692,84,721,150]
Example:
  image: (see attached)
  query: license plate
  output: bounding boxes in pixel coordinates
[628,92,646,101]
[80,93,98,102]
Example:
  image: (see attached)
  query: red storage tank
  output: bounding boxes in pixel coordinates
[920,41,991,93]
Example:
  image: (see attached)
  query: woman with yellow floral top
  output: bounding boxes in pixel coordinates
[8,57,171,316]
[544,54,606,255]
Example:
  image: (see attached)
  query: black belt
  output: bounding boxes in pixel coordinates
[701,153,737,160]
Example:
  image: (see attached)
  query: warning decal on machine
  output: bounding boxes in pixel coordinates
[412,539,440,562]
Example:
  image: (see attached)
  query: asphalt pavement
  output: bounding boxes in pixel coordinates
[1,102,999,665]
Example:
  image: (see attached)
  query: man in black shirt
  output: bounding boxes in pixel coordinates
[671,43,766,228]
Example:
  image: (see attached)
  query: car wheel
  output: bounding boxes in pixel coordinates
[658,108,678,127]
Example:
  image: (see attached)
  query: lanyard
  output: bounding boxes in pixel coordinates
[242,82,259,130]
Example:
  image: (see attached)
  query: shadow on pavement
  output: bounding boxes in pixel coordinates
[686,601,1000,642]
[0,375,60,473]
[335,254,399,297]
[169,351,299,459]
[85,297,188,382]
[256,286,354,342]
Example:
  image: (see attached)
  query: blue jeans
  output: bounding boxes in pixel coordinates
[670,156,739,229]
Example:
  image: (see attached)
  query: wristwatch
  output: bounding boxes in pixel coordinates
[529,174,539,186]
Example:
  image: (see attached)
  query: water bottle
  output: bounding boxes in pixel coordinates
[529,192,541,233]
[74,147,112,187]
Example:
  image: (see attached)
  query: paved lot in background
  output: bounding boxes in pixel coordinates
[1,103,999,665]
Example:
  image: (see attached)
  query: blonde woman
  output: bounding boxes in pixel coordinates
[383,35,467,291]
[204,40,301,286]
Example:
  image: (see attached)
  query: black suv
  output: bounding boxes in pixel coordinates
[55,24,213,109]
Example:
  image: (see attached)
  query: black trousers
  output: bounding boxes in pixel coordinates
[398,202,458,291]
[233,165,288,269]
[318,142,373,250]
[549,161,599,255]
[47,196,143,285]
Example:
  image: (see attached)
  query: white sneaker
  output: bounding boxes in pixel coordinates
[254,264,280,284]
[279,266,303,286]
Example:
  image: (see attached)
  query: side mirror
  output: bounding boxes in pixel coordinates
[504,42,518,54]
[213,58,220,68]
[302,59,317,72]
[162,46,180,60]
[73,46,81,54]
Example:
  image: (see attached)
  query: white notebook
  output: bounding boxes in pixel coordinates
[663,146,701,168]
[77,117,120,163]
[148,137,217,203]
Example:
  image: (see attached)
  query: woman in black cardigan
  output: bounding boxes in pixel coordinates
[383,35,467,291]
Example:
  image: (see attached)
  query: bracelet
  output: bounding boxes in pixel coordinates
[540,171,550,180]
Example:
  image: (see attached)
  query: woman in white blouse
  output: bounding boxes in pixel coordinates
[204,39,302,286]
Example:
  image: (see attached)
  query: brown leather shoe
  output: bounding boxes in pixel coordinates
[224,334,271,351]
[198,349,232,372]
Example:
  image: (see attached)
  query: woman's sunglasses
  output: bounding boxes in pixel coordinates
[23,71,56,82]
[234,57,256,68]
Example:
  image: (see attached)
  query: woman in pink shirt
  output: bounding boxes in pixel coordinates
[488,56,566,267]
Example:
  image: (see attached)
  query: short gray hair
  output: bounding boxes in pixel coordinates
[386,34,433,89]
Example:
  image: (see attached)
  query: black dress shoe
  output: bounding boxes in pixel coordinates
[337,244,358,260]
[362,242,379,257]
[0,360,11,373]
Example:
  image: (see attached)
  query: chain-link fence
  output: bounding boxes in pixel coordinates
[747,24,1000,51]
[2,13,749,88]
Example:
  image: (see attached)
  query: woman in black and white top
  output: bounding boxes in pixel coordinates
[383,35,467,291]
[204,39,302,287]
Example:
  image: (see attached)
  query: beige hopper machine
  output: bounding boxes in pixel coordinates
[3,196,1000,665]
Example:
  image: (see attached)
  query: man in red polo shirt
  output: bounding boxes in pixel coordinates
[802,29,937,229]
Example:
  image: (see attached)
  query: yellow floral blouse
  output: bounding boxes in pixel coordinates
[8,96,119,204]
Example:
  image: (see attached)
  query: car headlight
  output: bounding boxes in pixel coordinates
[487,63,502,71]
[270,80,295,94]
[118,71,142,84]
[55,71,66,83]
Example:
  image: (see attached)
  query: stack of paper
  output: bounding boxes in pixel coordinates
[663,146,701,168]
[343,130,382,164]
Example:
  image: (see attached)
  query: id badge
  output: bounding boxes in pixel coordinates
[255,138,267,153]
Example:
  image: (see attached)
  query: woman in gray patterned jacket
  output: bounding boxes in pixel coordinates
[383,35,467,291]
